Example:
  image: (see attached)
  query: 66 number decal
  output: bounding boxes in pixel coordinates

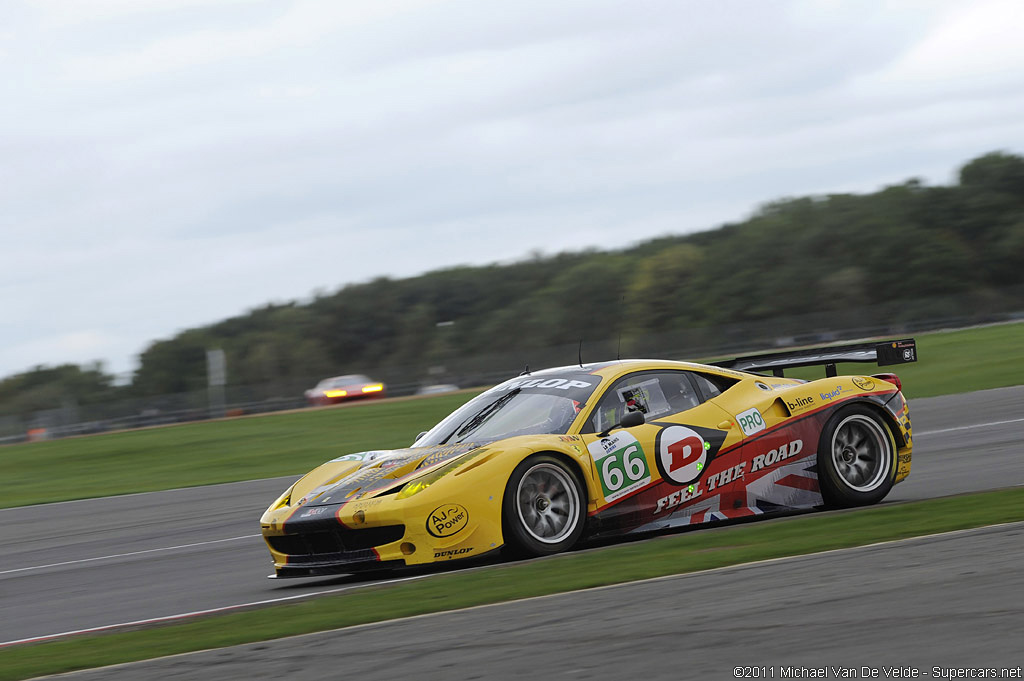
[587,431,651,502]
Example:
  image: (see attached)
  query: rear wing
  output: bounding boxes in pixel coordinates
[712,338,917,378]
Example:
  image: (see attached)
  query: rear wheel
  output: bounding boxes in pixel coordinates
[502,455,586,557]
[818,405,897,508]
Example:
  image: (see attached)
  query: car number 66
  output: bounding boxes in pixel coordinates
[601,444,647,492]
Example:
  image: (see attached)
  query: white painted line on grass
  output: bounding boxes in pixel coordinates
[0,535,260,576]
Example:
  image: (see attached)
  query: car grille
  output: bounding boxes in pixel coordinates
[267,525,405,557]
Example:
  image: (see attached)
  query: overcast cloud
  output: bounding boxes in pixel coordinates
[2,0,1023,379]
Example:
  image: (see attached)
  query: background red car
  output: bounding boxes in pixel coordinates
[304,375,386,406]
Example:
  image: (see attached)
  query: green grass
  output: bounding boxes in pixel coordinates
[2,487,1023,681]
[1,392,478,509]
[783,321,1024,398]
[2,322,1022,509]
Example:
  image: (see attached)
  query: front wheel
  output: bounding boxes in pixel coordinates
[818,405,897,508]
[502,455,586,557]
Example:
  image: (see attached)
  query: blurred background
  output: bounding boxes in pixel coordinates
[4,158,1023,442]
[2,1,1023,442]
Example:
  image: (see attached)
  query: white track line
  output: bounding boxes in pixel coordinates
[0,475,300,513]
[5,520,1023,652]
[0,535,259,576]
[915,417,1024,436]
[0,571,434,648]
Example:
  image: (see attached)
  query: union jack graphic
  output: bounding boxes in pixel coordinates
[630,454,821,534]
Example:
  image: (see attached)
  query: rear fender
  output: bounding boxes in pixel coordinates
[828,395,911,484]
[844,397,907,448]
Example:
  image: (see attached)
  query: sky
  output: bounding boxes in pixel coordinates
[2,0,1024,380]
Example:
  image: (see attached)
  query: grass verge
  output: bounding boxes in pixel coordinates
[2,487,1023,680]
[3,322,1022,509]
[785,321,1024,395]
[1,391,478,509]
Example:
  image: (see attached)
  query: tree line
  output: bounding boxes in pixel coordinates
[4,151,1023,417]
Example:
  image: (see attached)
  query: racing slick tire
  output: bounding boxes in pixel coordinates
[502,454,586,557]
[818,404,898,508]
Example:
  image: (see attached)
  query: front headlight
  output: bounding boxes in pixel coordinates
[261,484,297,522]
[395,449,486,499]
[274,484,296,508]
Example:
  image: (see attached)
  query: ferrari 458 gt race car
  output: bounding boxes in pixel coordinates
[261,339,917,577]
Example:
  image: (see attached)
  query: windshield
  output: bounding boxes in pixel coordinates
[317,375,369,389]
[413,373,599,447]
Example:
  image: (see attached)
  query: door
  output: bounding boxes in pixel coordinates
[578,370,735,533]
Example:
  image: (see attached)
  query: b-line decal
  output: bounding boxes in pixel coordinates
[738,390,897,448]
[785,395,815,413]
[648,395,893,512]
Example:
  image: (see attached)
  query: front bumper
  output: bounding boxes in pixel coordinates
[260,458,515,576]
[263,522,407,577]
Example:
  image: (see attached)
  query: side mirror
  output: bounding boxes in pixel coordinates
[413,430,428,446]
[599,410,645,437]
[621,411,645,429]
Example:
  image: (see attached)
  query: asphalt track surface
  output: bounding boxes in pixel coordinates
[2,387,1023,663]
[50,522,1024,681]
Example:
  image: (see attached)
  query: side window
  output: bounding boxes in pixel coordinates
[584,371,702,433]
[690,371,738,400]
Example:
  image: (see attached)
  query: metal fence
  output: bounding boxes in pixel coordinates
[3,290,1022,444]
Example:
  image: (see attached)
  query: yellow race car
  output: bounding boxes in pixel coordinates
[261,339,916,577]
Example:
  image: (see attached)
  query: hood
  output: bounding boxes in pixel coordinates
[292,442,483,508]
